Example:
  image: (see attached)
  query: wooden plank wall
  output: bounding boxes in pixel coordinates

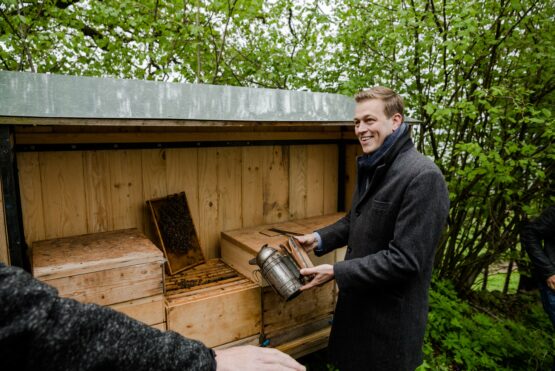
[17,144,360,259]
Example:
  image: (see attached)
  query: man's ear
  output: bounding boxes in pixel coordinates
[391,113,403,130]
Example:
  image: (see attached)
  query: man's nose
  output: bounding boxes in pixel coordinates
[356,122,368,133]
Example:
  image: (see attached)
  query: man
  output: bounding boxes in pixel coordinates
[0,262,304,371]
[521,205,555,329]
[296,87,449,371]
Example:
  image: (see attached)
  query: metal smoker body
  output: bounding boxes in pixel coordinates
[255,245,303,301]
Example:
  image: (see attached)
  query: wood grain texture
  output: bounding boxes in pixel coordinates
[165,148,200,230]
[263,146,289,224]
[165,259,260,348]
[110,294,166,325]
[166,283,260,348]
[323,144,339,215]
[109,150,143,231]
[306,145,325,218]
[83,151,113,233]
[241,146,265,228]
[198,148,219,258]
[217,147,242,236]
[288,146,308,220]
[16,152,46,245]
[39,151,87,239]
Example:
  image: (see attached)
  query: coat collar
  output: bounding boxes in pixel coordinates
[354,125,413,209]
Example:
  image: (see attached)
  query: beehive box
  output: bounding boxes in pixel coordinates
[221,213,344,352]
[31,228,166,329]
[165,259,261,348]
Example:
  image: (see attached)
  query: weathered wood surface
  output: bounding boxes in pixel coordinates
[32,228,164,279]
[221,213,344,282]
[261,281,336,337]
[17,138,356,260]
[110,294,165,326]
[165,259,261,348]
[31,229,165,308]
[276,327,331,359]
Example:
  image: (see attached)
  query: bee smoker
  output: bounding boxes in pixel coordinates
[250,244,304,301]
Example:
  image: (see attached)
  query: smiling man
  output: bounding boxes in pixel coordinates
[296,87,450,371]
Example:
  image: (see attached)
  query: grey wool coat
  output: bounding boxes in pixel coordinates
[0,263,216,371]
[316,129,449,371]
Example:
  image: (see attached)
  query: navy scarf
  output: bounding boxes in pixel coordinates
[357,122,407,193]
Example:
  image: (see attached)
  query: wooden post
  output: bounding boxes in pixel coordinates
[0,126,27,269]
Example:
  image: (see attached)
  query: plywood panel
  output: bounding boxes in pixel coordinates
[142,149,168,236]
[165,148,200,230]
[289,146,307,220]
[306,146,325,217]
[16,152,46,244]
[83,151,113,233]
[218,148,242,235]
[241,146,265,228]
[109,150,143,231]
[263,146,289,224]
[323,144,339,214]
[198,148,219,259]
[40,151,87,238]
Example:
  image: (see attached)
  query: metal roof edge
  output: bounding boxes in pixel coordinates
[0,71,355,123]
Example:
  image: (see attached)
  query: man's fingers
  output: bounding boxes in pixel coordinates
[300,267,316,276]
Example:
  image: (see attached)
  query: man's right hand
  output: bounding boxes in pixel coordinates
[294,233,319,253]
[547,274,555,291]
[215,345,305,371]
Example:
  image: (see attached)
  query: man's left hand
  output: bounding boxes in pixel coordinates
[300,264,334,291]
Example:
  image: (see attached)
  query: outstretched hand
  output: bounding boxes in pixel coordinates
[547,274,555,291]
[215,345,305,371]
[300,264,334,291]
[294,233,319,253]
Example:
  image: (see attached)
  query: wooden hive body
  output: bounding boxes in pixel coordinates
[32,228,166,329]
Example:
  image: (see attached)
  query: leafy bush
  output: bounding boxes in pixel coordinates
[419,279,555,370]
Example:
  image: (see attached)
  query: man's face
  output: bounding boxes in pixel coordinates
[354,99,403,154]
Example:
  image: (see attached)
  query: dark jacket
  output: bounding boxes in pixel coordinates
[316,130,449,371]
[0,263,216,371]
[521,205,555,281]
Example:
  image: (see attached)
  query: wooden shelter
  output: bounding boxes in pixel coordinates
[0,71,366,356]
[0,71,363,268]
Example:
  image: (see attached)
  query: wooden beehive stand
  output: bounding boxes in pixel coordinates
[147,192,260,348]
[31,229,166,330]
[221,212,345,358]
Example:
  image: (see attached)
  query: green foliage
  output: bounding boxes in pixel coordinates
[418,279,555,371]
[1,0,554,291]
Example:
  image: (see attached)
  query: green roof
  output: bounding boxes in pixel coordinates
[0,71,354,123]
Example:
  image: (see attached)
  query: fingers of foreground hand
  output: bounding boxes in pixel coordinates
[216,345,305,371]
[255,347,306,370]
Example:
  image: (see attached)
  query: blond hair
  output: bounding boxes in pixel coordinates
[355,87,404,119]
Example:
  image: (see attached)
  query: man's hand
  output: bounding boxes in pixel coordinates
[299,264,334,291]
[215,345,305,371]
[547,274,555,291]
[294,233,318,253]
